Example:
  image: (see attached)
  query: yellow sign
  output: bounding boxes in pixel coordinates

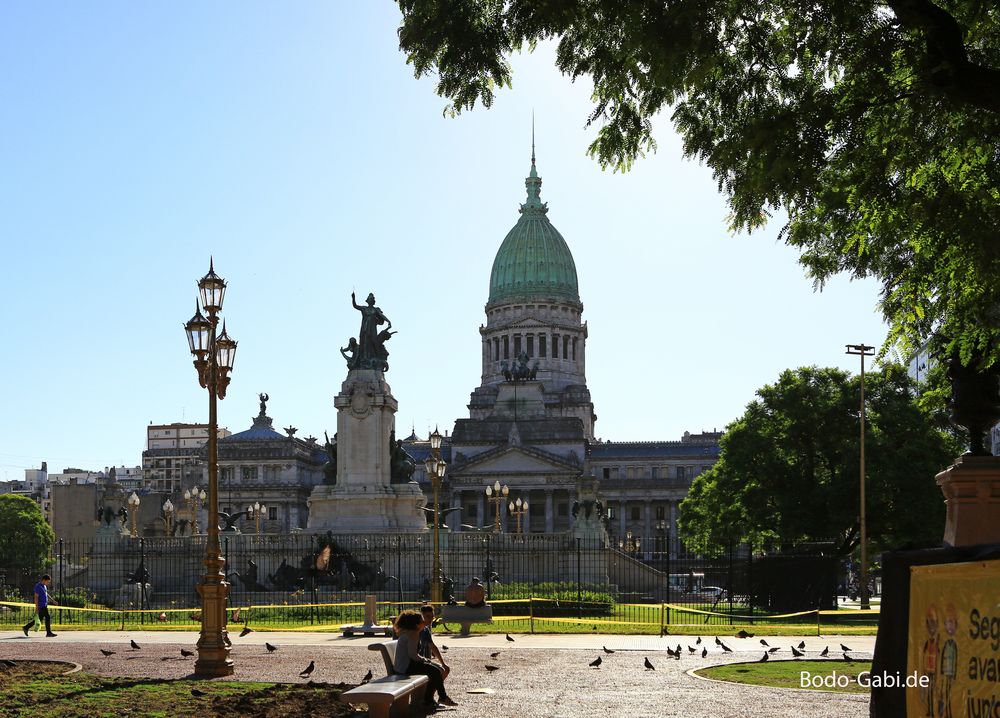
[907,560,1000,718]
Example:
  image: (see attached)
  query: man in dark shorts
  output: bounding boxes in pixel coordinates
[418,605,456,706]
[22,574,58,637]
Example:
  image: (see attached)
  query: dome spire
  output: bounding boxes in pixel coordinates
[523,115,546,213]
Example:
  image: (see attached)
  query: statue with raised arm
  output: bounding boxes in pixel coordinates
[258,392,269,415]
[348,291,394,371]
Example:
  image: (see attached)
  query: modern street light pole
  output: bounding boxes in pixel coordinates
[184,259,238,677]
[424,429,447,603]
[846,342,875,611]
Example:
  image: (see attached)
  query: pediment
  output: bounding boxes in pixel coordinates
[452,445,579,476]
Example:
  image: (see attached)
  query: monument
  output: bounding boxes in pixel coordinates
[307,292,427,532]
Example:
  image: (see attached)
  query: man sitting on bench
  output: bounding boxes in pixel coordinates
[464,577,486,608]
[394,610,457,710]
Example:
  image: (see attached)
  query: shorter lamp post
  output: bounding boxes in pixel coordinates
[425,429,447,603]
[508,498,528,535]
[163,499,175,537]
[185,487,206,534]
[485,481,509,533]
[128,492,140,538]
[247,502,267,535]
[619,531,640,557]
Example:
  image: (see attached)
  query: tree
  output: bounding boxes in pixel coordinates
[395,1,1000,365]
[677,365,962,555]
[0,495,55,593]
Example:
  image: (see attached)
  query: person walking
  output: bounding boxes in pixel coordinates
[393,609,455,711]
[418,605,457,706]
[22,574,58,638]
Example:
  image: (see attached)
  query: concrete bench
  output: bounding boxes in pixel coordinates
[439,604,494,635]
[339,640,429,718]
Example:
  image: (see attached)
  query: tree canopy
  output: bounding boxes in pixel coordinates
[0,495,55,590]
[396,0,1000,365]
[677,365,961,555]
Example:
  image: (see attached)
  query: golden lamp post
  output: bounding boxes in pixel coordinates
[162,499,175,537]
[247,502,267,535]
[183,259,238,677]
[424,429,447,603]
[184,486,206,535]
[485,481,509,533]
[508,497,528,535]
[127,492,140,538]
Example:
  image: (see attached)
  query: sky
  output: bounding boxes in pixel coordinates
[0,3,887,478]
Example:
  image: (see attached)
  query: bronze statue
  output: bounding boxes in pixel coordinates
[389,430,416,483]
[323,431,338,485]
[258,392,269,415]
[117,506,128,529]
[346,292,395,371]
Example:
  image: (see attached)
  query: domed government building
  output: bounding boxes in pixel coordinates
[403,146,721,553]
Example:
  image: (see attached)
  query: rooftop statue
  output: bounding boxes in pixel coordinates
[345,292,395,372]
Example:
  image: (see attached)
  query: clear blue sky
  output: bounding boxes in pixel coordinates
[0,3,887,477]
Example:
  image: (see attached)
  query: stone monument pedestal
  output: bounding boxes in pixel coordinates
[936,454,1000,546]
[307,369,426,532]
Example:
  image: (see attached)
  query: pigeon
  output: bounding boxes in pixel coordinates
[797,641,806,650]
[240,626,253,637]
[489,651,501,659]
[361,669,372,684]
[687,646,696,653]
[181,649,194,658]
[666,646,677,658]
[714,636,722,646]
[100,649,115,657]
[820,646,829,657]
[843,652,854,663]
[644,657,655,670]
[158,612,167,622]
[675,644,682,655]
[696,637,702,645]
[720,642,733,653]
[299,661,315,678]
[191,688,207,697]
[791,646,804,657]
[598,646,613,654]
[659,626,669,637]
[840,644,852,652]
[736,630,754,638]
[265,642,278,653]
[442,645,449,651]
[506,634,515,642]
[759,652,769,662]
[130,640,141,650]
[485,665,500,672]
[760,639,770,647]
[768,647,781,654]
[701,647,708,658]
[589,656,602,668]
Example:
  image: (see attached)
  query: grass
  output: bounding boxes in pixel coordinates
[0,662,353,718]
[696,659,873,693]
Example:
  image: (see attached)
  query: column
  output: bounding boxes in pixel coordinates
[450,491,462,531]
[644,500,652,543]
[669,501,678,558]
[618,499,626,538]
[544,490,554,533]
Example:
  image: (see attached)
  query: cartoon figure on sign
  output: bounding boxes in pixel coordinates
[937,604,958,718]
[922,603,940,717]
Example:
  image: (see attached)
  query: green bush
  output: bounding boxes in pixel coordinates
[489,582,616,617]
[56,587,97,608]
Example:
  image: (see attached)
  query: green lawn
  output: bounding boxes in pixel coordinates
[0,662,352,718]
[696,659,873,693]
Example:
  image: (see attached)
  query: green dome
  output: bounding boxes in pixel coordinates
[488,156,580,305]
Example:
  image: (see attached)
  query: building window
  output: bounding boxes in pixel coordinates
[503,335,509,360]
[526,335,534,357]
[563,335,569,358]
[493,337,500,361]
[607,505,615,520]
[242,467,256,482]
[552,334,559,358]
[676,466,686,480]
[539,334,547,357]
[557,502,568,517]
[514,335,522,356]
[602,467,610,479]
[630,506,640,521]
[572,337,577,361]
[656,506,665,520]
[466,504,478,518]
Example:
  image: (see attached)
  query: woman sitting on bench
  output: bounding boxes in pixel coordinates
[393,610,456,710]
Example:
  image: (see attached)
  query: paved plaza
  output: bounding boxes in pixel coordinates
[1,631,874,718]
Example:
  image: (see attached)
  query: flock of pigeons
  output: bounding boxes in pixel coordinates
[587,631,860,671]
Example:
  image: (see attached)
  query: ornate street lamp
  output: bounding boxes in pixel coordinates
[425,428,447,603]
[183,259,237,677]
[184,487,206,535]
[485,480,509,533]
[247,502,267,535]
[163,499,175,537]
[508,497,529,535]
[128,492,140,538]
[619,531,640,556]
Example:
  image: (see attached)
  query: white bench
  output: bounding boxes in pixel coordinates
[439,604,494,635]
[339,640,429,718]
